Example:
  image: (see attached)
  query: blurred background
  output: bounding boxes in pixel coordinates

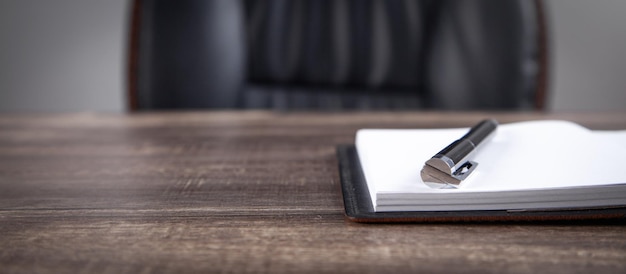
[0,0,624,112]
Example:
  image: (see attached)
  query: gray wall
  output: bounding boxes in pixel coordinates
[0,0,625,112]
[0,0,127,112]
[548,0,626,111]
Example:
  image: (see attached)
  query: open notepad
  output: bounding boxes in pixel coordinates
[356,120,626,212]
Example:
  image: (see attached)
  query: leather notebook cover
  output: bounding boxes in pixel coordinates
[336,145,626,223]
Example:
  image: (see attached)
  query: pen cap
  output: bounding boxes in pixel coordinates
[433,139,474,166]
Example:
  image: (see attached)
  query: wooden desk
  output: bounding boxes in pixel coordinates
[1,111,625,273]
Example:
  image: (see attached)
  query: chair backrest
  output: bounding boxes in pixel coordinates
[128,0,548,111]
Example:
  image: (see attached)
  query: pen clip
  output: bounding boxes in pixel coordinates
[420,160,478,188]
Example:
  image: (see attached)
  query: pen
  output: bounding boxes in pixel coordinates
[420,119,498,188]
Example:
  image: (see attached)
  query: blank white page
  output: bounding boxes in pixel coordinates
[355,120,626,202]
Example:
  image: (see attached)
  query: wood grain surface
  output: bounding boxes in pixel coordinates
[1,111,626,273]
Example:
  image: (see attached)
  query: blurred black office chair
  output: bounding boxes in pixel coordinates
[128,0,548,111]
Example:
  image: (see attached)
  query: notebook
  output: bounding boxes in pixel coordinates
[355,120,626,212]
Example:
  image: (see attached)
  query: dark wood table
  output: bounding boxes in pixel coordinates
[1,111,626,273]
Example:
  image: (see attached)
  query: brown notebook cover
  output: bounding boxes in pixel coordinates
[336,145,626,223]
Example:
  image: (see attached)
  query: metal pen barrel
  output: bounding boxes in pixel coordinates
[433,119,498,166]
[465,119,498,148]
